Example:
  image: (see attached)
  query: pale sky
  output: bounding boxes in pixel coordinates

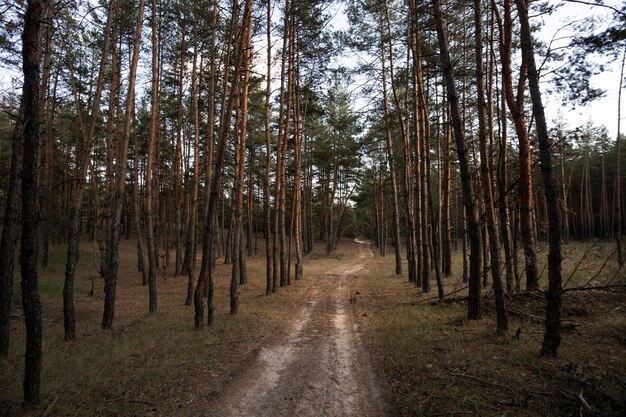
[326,0,625,139]
[1,0,623,139]
[538,0,624,138]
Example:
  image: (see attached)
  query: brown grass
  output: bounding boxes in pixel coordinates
[2,238,625,417]
[354,241,626,417]
[0,238,341,417]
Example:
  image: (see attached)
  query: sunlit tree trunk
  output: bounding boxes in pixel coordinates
[384,0,414,282]
[513,0,563,355]
[496,0,538,291]
[379,16,402,276]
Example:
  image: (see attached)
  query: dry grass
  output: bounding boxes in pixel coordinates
[354,241,626,417]
[0,238,340,417]
[2,238,625,417]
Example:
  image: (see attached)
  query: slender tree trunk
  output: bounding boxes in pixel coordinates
[174,26,186,276]
[264,0,273,294]
[133,110,146,285]
[0,68,24,359]
[102,0,146,329]
[433,0,482,320]
[294,57,304,280]
[441,104,452,277]
[230,2,253,314]
[194,0,247,328]
[514,0,563,355]
[63,0,115,340]
[184,14,201,306]
[615,46,625,266]
[497,0,538,291]
[475,0,507,334]
[144,0,160,313]
[379,17,402,276]
[384,0,414,282]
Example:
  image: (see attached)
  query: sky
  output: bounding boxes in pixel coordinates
[537,0,624,138]
[1,0,623,139]
[325,0,625,139]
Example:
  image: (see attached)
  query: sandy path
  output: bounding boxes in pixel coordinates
[207,240,384,417]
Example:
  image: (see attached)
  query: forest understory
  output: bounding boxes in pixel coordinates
[1,238,624,417]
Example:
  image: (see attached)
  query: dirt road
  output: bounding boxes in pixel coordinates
[207,239,384,417]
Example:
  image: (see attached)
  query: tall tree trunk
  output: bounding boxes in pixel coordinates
[475,0,507,334]
[194,0,247,328]
[20,0,44,402]
[174,26,186,276]
[496,0,538,291]
[264,0,273,294]
[294,54,304,280]
[145,0,159,313]
[231,1,253,314]
[433,0,482,320]
[0,64,24,359]
[441,103,452,277]
[514,0,563,355]
[133,125,146,282]
[63,0,115,340]
[616,46,625,266]
[102,0,146,329]
[385,0,415,282]
[379,16,402,276]
[183,14,201,305]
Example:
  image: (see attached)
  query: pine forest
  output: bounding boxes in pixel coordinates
[0,0,625,415]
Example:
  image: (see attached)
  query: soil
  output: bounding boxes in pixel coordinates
[205,239,385,417]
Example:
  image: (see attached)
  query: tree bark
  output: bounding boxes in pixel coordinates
[615,46,625,266]
[144,0,160,313]
[194,0,247,328]
[379,15,402,276]
[515,0,563,355]
[63,0,115,340]
[264,0,273,294]
[102,0,146,329]
[433,0,482,319]
[475,0,507,334]
[497,0,539,291]
[230,1,253,314]
[20,0,44,402]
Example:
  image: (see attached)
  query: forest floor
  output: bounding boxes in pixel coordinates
[1,237,625,416]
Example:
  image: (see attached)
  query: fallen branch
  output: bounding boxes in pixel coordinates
[569,249,616,290]
[40,395,58,417]
[450,372,564,399]
[562,241,599,289]
[422,285,469,303]
[449,372,513,392]
[577,389,593,411]
[563,284,626,293]
[505,307,544,323]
